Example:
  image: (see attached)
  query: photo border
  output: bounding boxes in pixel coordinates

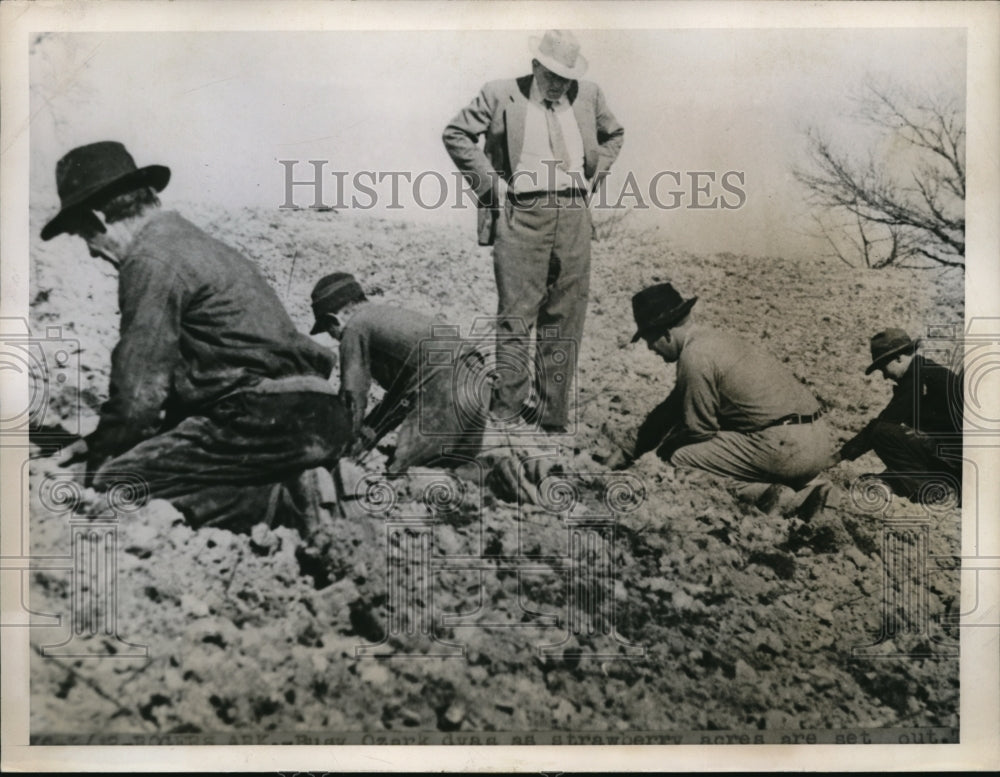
[2,0,997,772]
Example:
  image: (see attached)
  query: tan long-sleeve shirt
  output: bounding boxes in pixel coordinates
[673,325,820,441]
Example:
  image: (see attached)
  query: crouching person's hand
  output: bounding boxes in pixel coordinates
[605,447,634,471]
[55,438,89,468]
[349,425,378,459]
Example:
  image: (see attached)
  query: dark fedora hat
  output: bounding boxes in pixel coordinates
[865,328,920,375]
[630,283,698,343]
[41,141,170,241]
[309,272,366,334]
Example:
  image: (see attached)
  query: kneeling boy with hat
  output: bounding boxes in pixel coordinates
[310,273,488,473]
[44,141,352,533]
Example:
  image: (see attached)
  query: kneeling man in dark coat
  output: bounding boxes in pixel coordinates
[839,328,963,503]
[44,141,352,531]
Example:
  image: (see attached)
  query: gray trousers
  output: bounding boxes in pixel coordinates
[491,192,591,428]
[669,420,838,489]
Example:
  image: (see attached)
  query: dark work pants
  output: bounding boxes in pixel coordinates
[492,192,592,427]
[391,346,488,473]
[868,420,963,500]
[92,390,352,530]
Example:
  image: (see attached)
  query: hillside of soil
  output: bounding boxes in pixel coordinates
[25,203,962,739]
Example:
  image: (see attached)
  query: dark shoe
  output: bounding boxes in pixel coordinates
[541,423,569,435]
[796,481,840,522]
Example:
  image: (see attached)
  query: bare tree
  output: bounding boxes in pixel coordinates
[796,80,965,269]
[808,210,920,270]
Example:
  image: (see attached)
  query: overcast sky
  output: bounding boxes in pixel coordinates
[29,27,965,259]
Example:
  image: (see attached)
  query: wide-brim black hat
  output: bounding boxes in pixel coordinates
[865,328,920,375]
[630,283,697,343]
[41,141,170,241]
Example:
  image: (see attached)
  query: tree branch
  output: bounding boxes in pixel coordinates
[794,82,965,270]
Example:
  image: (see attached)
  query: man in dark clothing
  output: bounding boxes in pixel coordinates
[44,141,351,529]
[310,273,488,473]
[839,328,963,502]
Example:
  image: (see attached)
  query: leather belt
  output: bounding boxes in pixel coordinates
[762,409,824,430]
[507,188,588,205]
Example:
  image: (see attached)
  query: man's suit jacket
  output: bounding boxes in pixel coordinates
[443,75,624,245]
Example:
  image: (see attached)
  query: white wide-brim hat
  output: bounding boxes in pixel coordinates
[529,29,588,80]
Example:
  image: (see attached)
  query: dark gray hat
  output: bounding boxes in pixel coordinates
[865,328,919,375]
[310,273,365,334]
[42,141,170,241]
[630,283,697,343]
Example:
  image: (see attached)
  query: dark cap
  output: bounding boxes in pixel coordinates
[865,328,920,375]
[309,272,366,334]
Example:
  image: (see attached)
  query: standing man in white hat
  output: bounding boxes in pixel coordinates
[443,30,624,434]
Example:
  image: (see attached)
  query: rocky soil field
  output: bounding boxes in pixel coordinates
[25,202,962,740]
